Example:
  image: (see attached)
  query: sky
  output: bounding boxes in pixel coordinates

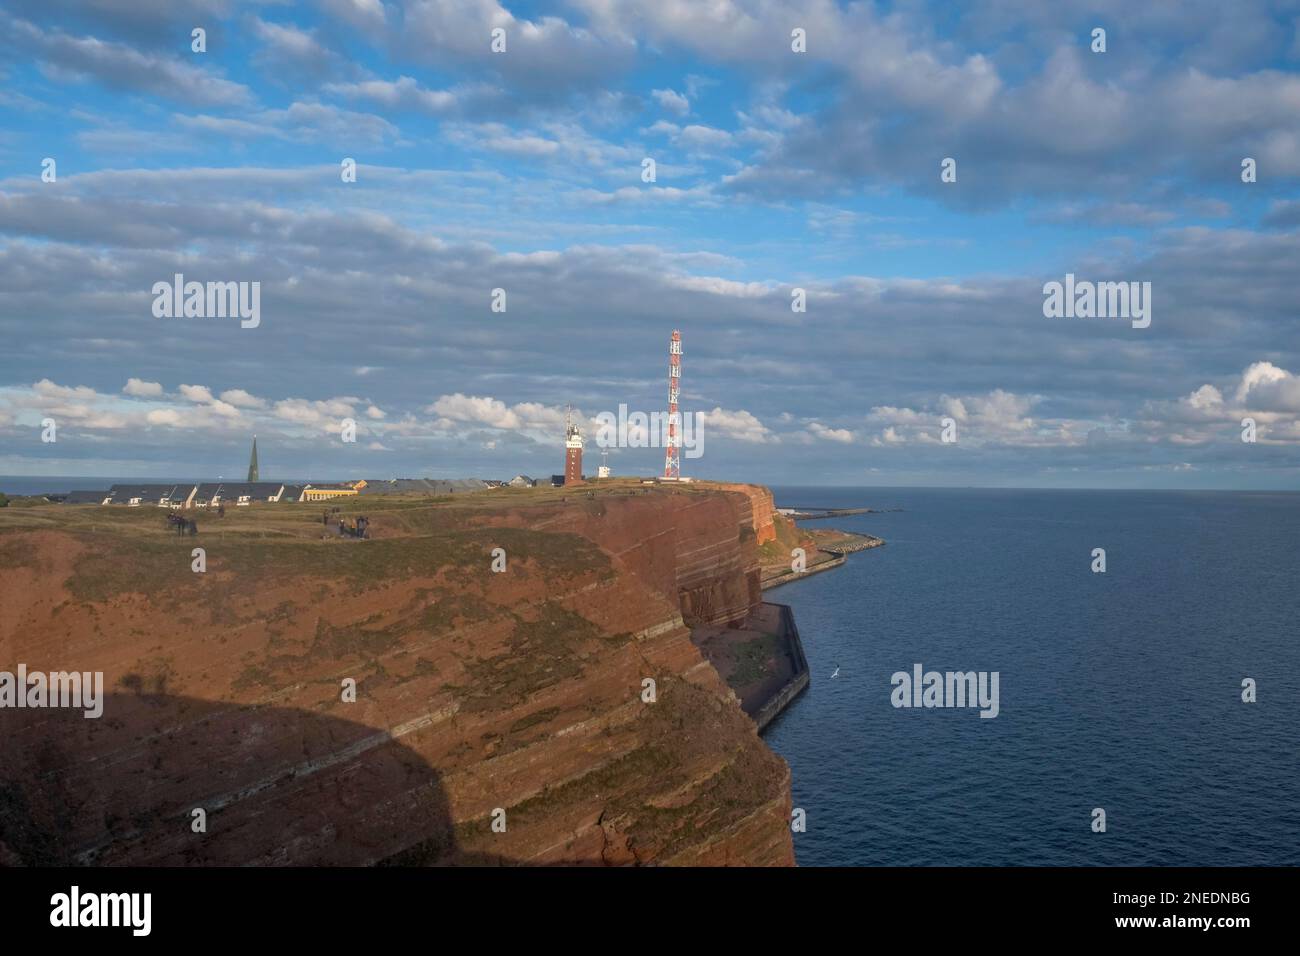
[1,0,1299,488]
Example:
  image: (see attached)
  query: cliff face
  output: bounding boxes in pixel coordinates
[710,482,777,546]
[475,484,775,628]
[0,483,794,866]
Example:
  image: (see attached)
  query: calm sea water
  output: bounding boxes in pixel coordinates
[764,487,1300,866]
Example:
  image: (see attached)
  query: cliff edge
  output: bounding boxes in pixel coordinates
[0,480,794,866]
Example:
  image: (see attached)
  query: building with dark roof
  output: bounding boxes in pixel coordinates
[106,484,194,507]
[190,482,286,507]
[357,478,491,496]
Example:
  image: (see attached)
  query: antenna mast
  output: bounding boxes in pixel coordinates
[663,330,682,479]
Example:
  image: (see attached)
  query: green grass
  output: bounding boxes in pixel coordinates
[58,525,613,607]
[451,603,604,714]
[728,634,779,687]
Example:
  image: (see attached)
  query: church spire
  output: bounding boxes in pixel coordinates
[247,435,259,482]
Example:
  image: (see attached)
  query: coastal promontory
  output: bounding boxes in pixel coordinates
[0,480,800,866]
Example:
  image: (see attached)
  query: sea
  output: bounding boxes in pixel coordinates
[764,487,1300,866]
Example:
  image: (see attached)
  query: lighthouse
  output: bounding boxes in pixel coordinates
[564,405,584,484]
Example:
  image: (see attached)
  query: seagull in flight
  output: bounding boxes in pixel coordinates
[830,666,840,679]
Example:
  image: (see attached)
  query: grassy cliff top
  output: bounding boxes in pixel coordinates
[0,478,759,540]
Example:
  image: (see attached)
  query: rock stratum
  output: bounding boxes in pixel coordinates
[0,481,795,866]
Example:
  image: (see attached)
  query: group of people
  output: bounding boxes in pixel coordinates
[340,515,370,539]
[165,513,198,536]
[322,509,369,539]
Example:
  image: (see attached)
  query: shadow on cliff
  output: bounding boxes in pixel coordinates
[0,690,512,867]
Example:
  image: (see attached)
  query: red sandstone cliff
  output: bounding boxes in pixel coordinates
[0,483,794,866]
[709,482,777,546]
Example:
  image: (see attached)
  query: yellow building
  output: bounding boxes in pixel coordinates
[301,480,364,502]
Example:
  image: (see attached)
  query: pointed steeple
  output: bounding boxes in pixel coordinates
[247,435,259,482]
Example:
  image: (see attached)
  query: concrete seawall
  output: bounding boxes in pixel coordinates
[689,601,811,735]
[762,553,847,590]
[748,530,883,727]
[752,603,809,733]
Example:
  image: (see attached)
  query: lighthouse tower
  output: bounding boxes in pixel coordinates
[564,405,584,484]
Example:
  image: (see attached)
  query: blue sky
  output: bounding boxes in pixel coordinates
[1,0,1299,488]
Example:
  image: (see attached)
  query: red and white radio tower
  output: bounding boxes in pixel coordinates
[663,329,682,479]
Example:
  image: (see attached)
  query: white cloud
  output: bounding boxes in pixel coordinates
[33,379,97,401]
[869,405,931,426]
[808,421,855,443]
[962,389,1038,433]
[428,394,522,430]
[426,394,574,436]
[123,378,163,397]
[1184,384,1223,410]
[219,388,266,408]
[651,88,689,115]
[146,408,182,426]
[1235,361,1300,409]
[12,17,253,109]
[676,124,733,150]
[868,390,1043,445]
[700,407,773,443]
[274,397,359,428]
[179,384,214,403]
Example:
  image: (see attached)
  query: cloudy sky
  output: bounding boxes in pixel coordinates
[2,0,1299,488]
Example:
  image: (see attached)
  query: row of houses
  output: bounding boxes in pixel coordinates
[59,473,601,507]
[356,478,497,495]
[62,482,345,508]
[502,475,584,488]
[60,478,510,507]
